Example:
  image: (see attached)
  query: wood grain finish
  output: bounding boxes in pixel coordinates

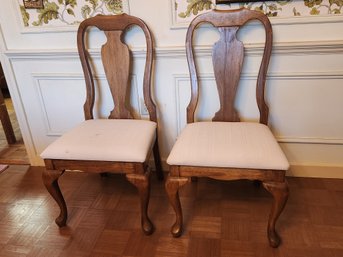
[263,181,289,247]
[185,8,272,124]
[153,136,164,181]
[165,172,190,237]
[0,69,16,144]
[102,31,132,119]
[42,14,163,236]
[0,166,342,256]
[77,13,156,122]
[212,27,243,122]
[127,170,153,235]
[42,169,67,227]
[167,8,287,247]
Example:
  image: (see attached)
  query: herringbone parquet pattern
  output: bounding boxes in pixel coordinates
[0,165,342,257]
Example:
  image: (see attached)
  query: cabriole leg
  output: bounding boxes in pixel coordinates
[126,171,154,235]
[42,169,67,227]
[165,175,190,237]
[263,180,289,247]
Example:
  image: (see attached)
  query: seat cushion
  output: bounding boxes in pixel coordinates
[40,119,156,162]
[167,122,289,170]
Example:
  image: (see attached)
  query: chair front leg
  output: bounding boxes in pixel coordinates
[126,170,154,235]
[263,180,289,248]
[165,174,190,237]
[42,169,67,227]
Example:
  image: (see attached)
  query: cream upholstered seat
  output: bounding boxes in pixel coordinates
[167,122,289,170]
[41,119,156,162]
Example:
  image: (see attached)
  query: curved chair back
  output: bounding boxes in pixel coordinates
[77,14,156,121]
[185,8,272,125]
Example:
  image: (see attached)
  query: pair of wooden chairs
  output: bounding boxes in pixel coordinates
[40,8,289,247]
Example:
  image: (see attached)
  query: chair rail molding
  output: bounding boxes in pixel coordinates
[5,40,343,60]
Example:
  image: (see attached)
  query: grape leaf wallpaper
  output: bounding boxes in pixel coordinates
[19,0,125,27]
[176,0,342,21]
[18,0,343,29]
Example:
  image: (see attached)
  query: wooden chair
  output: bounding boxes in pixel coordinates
[0,64,16,144]
[40,14,163,235]
[165,8,289,247]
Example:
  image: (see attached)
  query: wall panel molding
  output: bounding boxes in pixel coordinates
[32,72,141,137]
[278,137,343,145]
[33,73,87,136]
[173,72,343,145]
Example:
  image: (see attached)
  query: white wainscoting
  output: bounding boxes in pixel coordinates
[173,72,343,145]
[32,73,142,137]
[3,41,343,178]
[3,43,343,178]
[1,0,343,179]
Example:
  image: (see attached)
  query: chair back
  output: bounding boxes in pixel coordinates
[185,8,272,125]
[77,14,156,122]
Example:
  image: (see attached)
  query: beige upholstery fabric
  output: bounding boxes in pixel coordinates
[40,119,156,162]
[167,122,289,170]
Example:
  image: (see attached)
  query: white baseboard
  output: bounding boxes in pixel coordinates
[287,165,343,179]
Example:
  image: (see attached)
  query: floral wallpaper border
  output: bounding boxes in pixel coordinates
[17,0,343,31]
[18,0,129,30]
[173,0,343,27]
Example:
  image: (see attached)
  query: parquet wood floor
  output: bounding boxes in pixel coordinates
[0,165,342,257]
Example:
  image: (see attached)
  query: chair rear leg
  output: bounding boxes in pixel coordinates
[153,139,164,180]
[263,180,289,248]
[42,169,67,227]
[165,175,190,237]
[126,171,154,235]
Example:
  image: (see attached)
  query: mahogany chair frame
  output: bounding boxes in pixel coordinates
[0,64,16,144]
[165,9,289,247]
[42,14,163,235]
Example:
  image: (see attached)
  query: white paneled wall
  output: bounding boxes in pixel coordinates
[1,0,343,177]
